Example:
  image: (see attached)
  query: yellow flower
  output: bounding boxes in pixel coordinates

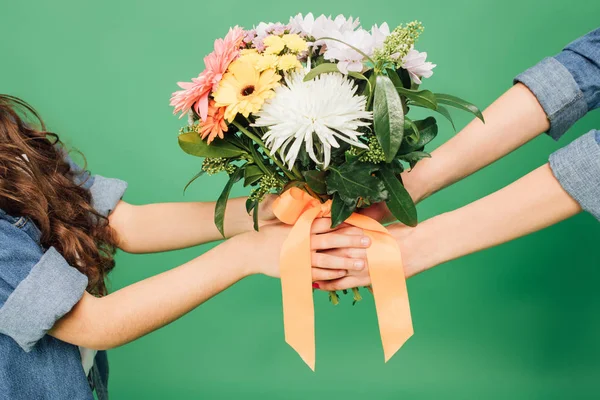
[237,49,262,67]
[282,34,308,53]
[277,54,302,71]
[263,35,285,55]
[213,59,281,121]
[256,54,279,71]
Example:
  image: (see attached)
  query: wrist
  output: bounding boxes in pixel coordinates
[388,213,451,278]
[218,233,260,278]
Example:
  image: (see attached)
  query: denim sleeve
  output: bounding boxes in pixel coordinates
[0,221,88,352]
[549,130,600,221]
[514,28,600,140]
[64,154,128,216]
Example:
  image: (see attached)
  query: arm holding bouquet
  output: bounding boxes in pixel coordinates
[325,27,600,289]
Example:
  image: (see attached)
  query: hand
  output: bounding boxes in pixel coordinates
[357,201,395,224]
[313,223,417,291]
[236,218,371,280]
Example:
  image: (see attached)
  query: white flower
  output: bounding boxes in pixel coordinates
[253,71,371,169]
[289,13,359,39]
[401,47,436,84]
[289,14,389,74]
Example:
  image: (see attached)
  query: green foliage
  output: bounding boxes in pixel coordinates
[373,74,405,162]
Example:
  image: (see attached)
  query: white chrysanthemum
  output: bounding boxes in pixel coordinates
[253,72,372,169]
[401,47,436,84]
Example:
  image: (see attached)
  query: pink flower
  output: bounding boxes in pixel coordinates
[170,26,245,121]
[401,47,436,84]
[198,101,228,144]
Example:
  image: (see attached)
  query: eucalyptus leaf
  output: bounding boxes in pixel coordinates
[243,164,263,187]
[179,132,245,158]
[330,194,356,228]
[435,93,484,122]
[214,167,244,237]
[373,74,404,162]
[378,165,418,227]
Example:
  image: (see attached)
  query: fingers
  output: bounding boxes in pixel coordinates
[310,218,351,234]
[314,276,371,291]
[319,247,368,260]
[310,230,371,251]
[311,252,366,271]
[311,267,346,281]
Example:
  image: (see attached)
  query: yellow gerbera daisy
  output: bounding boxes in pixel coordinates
[213,59,281,121]
[282,34,308,53]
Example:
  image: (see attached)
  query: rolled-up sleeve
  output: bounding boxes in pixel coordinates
[90,176,128,217]
[549,130,600,221]
[0,223,88,352]
[514,28,600,140]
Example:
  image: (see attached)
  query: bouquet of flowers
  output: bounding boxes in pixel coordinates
[172,13,482,235]
[171,13,482,368]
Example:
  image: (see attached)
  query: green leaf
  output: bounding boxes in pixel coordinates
[183,169,205,194]
[327,162,386,205]
[412,104,456,131]
[302,170,327,194]
[398,151,431,170]
[396,87,438,110]
[179,132,246,159]
[435,93,484,122]
[373,74,405,163]
[243,164,263,187]
[304,63,340,81]
[253,202,259,231]
[396,68,412,89]
[349,71,372,96]
[378,165,418,226]
[398,117,438,155]
[214,167,244,237]
[404,117,420,144]
[245,199,255,216]
[330,194,356,228]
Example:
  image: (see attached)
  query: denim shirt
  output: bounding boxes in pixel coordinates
[514,27,600,220]
[0,158,127,400]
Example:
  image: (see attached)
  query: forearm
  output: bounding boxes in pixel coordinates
[109,197,260,253]
[49,237,250,349]
[403,83,550,203]
[395,163,581,277]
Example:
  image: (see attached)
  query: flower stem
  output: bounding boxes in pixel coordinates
[233,121,296,181]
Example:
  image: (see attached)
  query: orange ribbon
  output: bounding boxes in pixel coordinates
[272,187,413,370]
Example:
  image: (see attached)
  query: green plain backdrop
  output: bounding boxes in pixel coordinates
[2,0,600,398]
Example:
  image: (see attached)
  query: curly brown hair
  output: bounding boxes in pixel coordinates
[0,95,118,295]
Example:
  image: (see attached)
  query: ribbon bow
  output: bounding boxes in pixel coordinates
[273,187,413,370]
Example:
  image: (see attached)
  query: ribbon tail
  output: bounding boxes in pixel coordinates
[346,214,413,363]
[279,207,321,371]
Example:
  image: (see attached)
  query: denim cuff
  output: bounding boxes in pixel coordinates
[549,130,600,221]
[514,57,587,140]
[0,247,88,352]
[90,175,128,217]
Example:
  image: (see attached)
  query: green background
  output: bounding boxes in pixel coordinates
[2,0,600,398]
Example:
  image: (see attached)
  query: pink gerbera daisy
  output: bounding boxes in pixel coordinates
[170,26,245,121]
